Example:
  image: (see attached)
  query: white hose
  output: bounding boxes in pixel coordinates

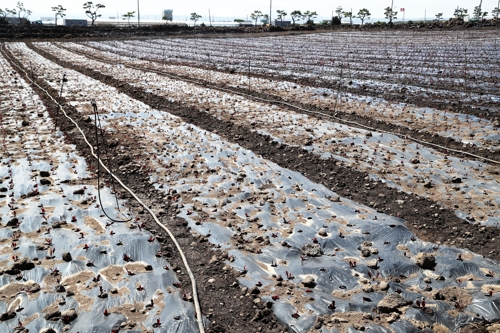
[67,44,500,166]
[0,44,206,333]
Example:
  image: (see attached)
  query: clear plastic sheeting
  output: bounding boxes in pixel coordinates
[82,33,500,112]
[0,53,197,333]
[5,42,500,332]
[63,41,500,152]
[28,41,500,228]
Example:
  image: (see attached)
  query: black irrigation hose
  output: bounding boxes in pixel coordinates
[91,99,132,223]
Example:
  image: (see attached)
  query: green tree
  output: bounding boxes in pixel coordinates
[473,4,481,19]
[473,2,488,20]
[83,2,105,26]
[290,10,302,24]
[122,11,135,26]
[190,12,202,25]
[234,19,244,23]
[302,10,317,24]
[51,5,66,25]
[435,13,443,21]
[493,6,500,18]
[384,6,398,24]
[454,8,469,19]
[250,10,263,25]
[15,2,31,20]
[343,11,353,25]
[276,9,287,24]
[0,7,16,24]
[335,6,343,20]
[0,9,8,24]
[357,8,371,25]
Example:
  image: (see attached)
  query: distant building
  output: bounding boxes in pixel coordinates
[163,9,173,21]
[238,21,253,27]
[6,17,28,25]
[274,20,291,27]
[40,17,54,21]
[63,19,88,27]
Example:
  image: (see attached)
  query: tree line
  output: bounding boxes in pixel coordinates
[1,2,500,26]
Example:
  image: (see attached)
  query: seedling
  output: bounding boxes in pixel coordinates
[14,319,24,330]
[153,318,162,328]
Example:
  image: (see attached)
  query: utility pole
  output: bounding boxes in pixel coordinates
[137,0,140,27]
[209,9,212,26]
[390,0,394,24]
[270,0,272,26]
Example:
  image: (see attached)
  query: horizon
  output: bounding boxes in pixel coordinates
[2,0,499,23]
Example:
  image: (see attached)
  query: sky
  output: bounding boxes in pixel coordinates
[2,0,499,22]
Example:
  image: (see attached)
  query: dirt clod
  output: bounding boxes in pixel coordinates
[377,293,411,313]
[415,253,436,269]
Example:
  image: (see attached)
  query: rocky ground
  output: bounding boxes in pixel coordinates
[1,28,500,333]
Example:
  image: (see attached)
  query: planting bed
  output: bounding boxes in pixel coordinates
[59,41,500,154]
[0,51,198,333]
[32,42,500,230]
[1,28,500,333]
[82,31,500,117]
